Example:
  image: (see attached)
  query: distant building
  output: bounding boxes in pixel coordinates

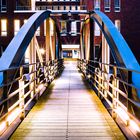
[81,0,140,63]
[0,0,140,61]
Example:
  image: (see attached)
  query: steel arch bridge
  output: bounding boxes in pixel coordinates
[0,10,140,138]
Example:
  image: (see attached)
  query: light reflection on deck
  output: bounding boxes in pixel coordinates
[10,61,125,140]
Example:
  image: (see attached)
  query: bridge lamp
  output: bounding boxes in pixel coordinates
[68,11,72,17]
[87,74,91,79]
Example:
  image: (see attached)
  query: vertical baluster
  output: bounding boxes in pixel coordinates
[3,71,9,126]
[127,70,132,126]
[112,66,117,119]
[19,67,25,120]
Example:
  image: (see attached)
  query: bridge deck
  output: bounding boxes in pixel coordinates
[10,61,126,140]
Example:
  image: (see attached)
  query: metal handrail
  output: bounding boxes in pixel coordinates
[88,59,140,74]
[0,59,64,135]
[77,59,140,129]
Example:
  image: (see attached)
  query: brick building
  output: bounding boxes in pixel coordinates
[81,0,140,63]
[0,0,140,62]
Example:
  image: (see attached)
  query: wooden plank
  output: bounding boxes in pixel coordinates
[10,61,126,140]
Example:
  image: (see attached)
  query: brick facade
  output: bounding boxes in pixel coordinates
[82,0,140,63]
[0,0,140,62]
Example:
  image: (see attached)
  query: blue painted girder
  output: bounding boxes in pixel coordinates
[91,11,140,98]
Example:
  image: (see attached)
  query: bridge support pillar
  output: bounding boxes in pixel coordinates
[112,67,118,119]
[85,18,94,83]
[19,67,25,120]
[45,18,50,61]
[50,20,56,60]
[102,34,110,98]
[29,36,36,99]
[80,27,84,60]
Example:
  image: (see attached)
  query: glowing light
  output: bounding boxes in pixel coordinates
[49,76,53,80]
[7,108,20,125]
[40,48,45,55]
[1,19,7,36]
[14,20,20,36]
[69,61,73,66]
[87,74,91,79]
[0,122,6,134]
[130,120,140,132]
[37,84,44,91]
[115,106,129,125]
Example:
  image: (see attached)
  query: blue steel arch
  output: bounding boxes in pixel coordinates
[90,11,140,98]
[0,10,139,97]
[0,10,61,70]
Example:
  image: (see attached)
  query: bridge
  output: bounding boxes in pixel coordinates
[0,10,140,140]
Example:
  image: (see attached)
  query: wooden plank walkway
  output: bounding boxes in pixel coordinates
[10,61,126,140]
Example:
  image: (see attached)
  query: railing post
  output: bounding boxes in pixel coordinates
[127,70,132,118]
[112,66,117,119]
[52,60,54,80]
[3,71,9,126]
[30,65,35,99]
[19,66,25,120]
[37,63,40,86]
[98,71,101,98]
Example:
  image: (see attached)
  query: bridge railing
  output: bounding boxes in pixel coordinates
[77,59,140,134]
[0,59,64,135]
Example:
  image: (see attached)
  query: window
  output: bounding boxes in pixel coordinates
[14,20,20,36]
[104,0,110,12]
[0,0,7,12]
[47,6,52,10]
[115,20,121,32]
[71,21,77,36]
[53,6,58,10]
[77,6,80,10]
[65,6,70,10]
[114,0,120,12]
[1,0,7,12]
[63,50,72,58]
[71,6,76,10]
[59,6,64,10]
[61,21,67,36]
[94,22,100,36]
[94,0,100,10]
[1,19,7,36]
